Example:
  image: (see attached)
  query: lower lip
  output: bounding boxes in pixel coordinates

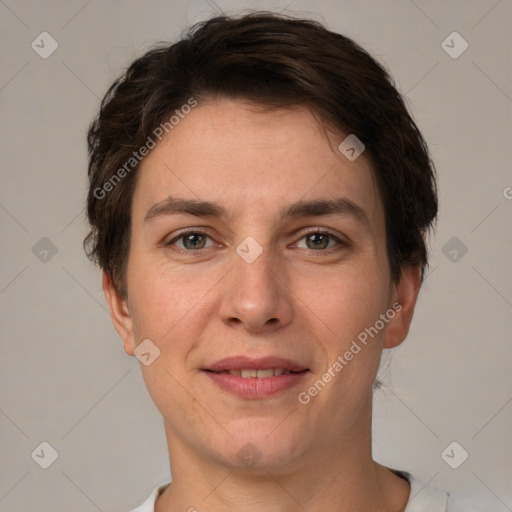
[204,371,309,398]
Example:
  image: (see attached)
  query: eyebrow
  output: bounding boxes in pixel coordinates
[144,195,371,229]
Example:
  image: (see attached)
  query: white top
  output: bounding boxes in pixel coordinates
[126,470,462,511]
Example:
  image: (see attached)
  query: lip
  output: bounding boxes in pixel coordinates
[202,356,309,399]
[204,356,308,373]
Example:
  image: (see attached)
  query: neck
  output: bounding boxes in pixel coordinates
[156,406,410,512]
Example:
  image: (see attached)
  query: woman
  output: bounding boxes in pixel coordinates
[84,11,460,511]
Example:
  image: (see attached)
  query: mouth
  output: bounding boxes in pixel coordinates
[202,356,310,398]
[206,368,307,378]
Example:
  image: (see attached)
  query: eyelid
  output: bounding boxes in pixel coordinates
[294,226,345,240]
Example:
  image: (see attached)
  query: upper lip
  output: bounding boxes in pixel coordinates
[204,356,308,372]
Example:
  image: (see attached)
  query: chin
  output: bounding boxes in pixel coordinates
[212,418,308,472]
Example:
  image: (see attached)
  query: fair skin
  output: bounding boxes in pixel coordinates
[103,98,421,511]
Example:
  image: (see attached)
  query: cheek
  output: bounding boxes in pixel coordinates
[129,265,207,413]
[127,254,183,327]
[305,263,390,345]
[303,270,390,398]
[126,254,216,364]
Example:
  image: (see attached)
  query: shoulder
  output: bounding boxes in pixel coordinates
[397,471,449,512]
[123,475,481,512]
[124,482,170,512]
[396,470,486,512]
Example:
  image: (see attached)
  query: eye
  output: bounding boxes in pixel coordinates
[164,228,347,255]
[165,231,215,252]
[295,229,346,251]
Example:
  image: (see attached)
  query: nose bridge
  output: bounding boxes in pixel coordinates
[218,236,293,332]
[235,237,278,289]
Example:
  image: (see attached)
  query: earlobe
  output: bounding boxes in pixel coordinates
[383,265,422,349]
[102,272,137,356]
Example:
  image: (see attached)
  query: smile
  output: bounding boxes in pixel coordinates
[212,368,297,378]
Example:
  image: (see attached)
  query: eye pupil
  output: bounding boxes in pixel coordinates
[183,233,205,249]
[307,233,329,250]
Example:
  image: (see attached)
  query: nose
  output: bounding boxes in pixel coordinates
[218,243,293,334]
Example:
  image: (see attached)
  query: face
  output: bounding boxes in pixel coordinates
[104,98,419,472]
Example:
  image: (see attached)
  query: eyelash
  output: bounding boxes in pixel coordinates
[164,228,348,255]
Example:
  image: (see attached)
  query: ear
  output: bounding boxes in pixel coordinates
[382,265,422,349]
[102,272,137,356]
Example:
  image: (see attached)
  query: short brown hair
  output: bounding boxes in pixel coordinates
[84,11,438,297]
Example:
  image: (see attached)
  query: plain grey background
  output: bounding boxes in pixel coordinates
[1,1,511,510]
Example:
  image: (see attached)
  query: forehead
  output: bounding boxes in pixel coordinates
[132,99,382,227]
